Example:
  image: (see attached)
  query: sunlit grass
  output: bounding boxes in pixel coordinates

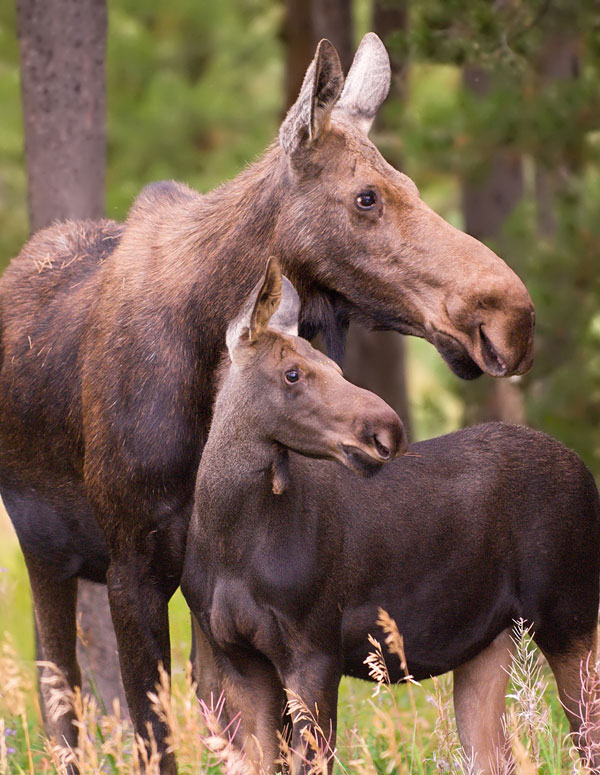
[0,501,590,773]
[0,578,587,775]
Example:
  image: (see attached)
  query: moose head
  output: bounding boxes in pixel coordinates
[222,258,407,481]
[274,33,534,380]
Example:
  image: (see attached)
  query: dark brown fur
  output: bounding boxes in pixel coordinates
[182,317,600,774]
[0,35,534,771]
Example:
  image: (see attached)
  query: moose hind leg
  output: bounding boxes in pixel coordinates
[453,629,515,775]
[541,631,600,773]
[24,551,81,766]
[106,558,177,775]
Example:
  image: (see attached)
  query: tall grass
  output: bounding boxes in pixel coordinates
[0,610,591,775]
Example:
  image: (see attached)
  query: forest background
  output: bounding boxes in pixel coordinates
[1,0,600,755]
[1,1,600,771]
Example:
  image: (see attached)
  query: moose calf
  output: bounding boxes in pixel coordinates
[182,260,600,775]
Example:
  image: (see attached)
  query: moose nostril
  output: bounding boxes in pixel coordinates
[373,434,391,460]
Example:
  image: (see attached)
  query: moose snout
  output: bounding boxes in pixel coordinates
[360,407,407,462]
[475,302,535,376]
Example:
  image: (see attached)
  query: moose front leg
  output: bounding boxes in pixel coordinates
[191,613,227,706]
[284,653,342,775]
[106,557,176,775]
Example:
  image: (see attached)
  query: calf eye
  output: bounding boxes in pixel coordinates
[356,190,378,210]
[285,369,300,384]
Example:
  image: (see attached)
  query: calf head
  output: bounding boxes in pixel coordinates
[276,33,534,379]
[225,258,407,478]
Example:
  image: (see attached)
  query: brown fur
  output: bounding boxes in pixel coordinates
[0,35,534,772]
[453,630,515,774]
[182,273,599,774]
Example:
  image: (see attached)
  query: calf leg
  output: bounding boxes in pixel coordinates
[540,630,600,773]
[106,558,176,775]
[453,629,515,774]
[191,613,226,706]
[24,551,81,769]
[283,654,342,775]
[216,648,286,774]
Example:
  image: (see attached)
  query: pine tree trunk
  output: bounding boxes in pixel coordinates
[282,0,353,113]
[534,32,579,238]
[311,0,353,73]
[16,0,127,715]
[17,0,106,230]
[460,64,525,425]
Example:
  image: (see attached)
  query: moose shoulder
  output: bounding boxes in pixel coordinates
[182,263,599,775]
[0,33,533,773]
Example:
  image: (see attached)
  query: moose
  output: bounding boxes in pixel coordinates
[182,259,600,775]
[0,33,534,772]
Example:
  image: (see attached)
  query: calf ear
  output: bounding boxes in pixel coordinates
[225,259,300,359]
[334,32,391,134]
[280,39,344,157]
[249,257,283,342]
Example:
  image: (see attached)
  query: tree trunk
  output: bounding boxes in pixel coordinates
[17,0,106,231]
[311,0,353,73]
[282,0,353,112]
[460,64,525,425]
[16,0,127,715]
[534,32,579,238]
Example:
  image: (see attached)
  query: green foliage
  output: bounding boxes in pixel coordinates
[381,0,600,470]
[105,0,282,218]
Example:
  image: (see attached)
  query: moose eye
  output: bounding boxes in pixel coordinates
[355,190,378,210]
[285,369,300,384]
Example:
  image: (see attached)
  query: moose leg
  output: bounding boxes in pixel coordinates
[191,613,226,705]
[453,629,515,774]
[212,648,286,774]
[283,654,342,775]
[106,558,176,775]
[540,631,600,773]
[23,551,81,764]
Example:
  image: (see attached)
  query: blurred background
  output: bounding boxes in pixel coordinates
[1,0,600,657]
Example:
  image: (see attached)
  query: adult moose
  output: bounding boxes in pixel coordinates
[182,260,600,775]
[0,34,533,773]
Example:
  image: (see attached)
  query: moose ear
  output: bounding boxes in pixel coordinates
[225,258,301,360]
[279,39,344,157]
[334,32,391,134]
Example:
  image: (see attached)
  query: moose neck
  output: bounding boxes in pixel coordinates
[152,145,346,362]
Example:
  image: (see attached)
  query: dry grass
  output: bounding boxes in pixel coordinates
[0,613,596,775]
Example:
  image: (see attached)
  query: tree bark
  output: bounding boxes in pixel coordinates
[16,0,127,714]
[534,32,579,238]
[460,64,525,425]
[16,0,106,231]
[282,0,353,111]
[311,0,353,73]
